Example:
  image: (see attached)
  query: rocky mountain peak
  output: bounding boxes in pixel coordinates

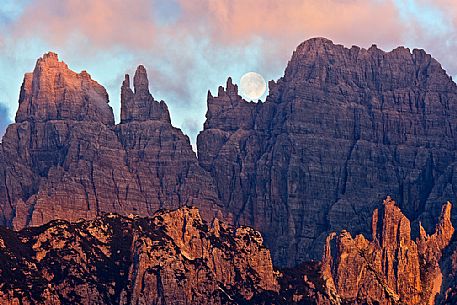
[215,77,240,100]
[198,37,457,268]
[133,64,149,94]
[15,51,114,125]
[374,195,412,248]
[120,65,170,123]
[36,51,65,68]
[225,77,238,97]
[323,198,454,304]
[0,52,223,230]
[294,37,334,52]
[282,37,452,92]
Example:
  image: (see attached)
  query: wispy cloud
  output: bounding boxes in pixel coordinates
[0,0,456,144]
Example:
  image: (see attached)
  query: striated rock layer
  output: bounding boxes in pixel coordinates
[2,38,457,273]
[0,207,278,305]
[198,37,457,266]
[322,197,454,305]
[0,52,223,229]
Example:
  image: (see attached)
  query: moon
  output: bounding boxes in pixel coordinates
[240,72,266,101]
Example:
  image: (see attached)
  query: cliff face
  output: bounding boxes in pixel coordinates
[4,39,457,269]
[15,52,114,125]
[0,53,223,229]
[322,197,454,305]
[0,207,278,305]
[197,37,457,266]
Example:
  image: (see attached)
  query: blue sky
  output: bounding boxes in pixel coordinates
[0,0,456,148]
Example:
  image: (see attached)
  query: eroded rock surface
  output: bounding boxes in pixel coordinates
[16,52,114,125]
[0,53,223,229]
[198,37,457,266]
[322,197,454,305]
[0,207,278,305]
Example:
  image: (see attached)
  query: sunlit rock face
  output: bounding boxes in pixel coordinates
[0,201,453,305]
[16,52,114,125]
[0,53,223,229]
[0,207,279,305]
[321,197,454,305]
[197,37,457,267]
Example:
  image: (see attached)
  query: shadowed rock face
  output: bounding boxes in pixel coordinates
[197,37,457,266]
[0,53,223,229]
[0,207,278,305]
[120,65,171,123]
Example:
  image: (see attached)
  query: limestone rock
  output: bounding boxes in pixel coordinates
[321,197,454,305]
[197,37,457,266]
[0,207,278,304]
[0,53,223,229]
[120,65,170,123]
[16,52,114,125]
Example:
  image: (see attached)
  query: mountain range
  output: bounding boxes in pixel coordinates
[1,37,457,304]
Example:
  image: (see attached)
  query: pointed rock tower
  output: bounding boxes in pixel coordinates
[0,53,225,228]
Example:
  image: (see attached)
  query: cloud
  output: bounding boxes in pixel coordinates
[394,0,457,75]
[1,0,457,145]
[194,0,404,46]
[13,0,158,49]
[0,103,12,140]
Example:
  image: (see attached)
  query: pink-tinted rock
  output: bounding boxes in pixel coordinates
[0,207,278,304]
[197,37,457,266]
[16,52,114,125]
[0,53,224,229]
[322,197,454,305]
[120,65,170,123]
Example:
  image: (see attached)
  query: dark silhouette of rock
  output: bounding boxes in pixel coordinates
[197,37,457,266]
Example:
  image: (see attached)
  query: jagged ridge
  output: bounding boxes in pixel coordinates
[197,37,457,267]
[0,207,278,304]
[0,53,223,229]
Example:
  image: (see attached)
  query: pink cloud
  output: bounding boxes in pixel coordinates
[178,0,405,48]
[12,0,406,51]
[13,0,157,49]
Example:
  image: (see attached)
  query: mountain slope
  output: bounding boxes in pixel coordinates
[0,53,223,229]
[198,37,457,266]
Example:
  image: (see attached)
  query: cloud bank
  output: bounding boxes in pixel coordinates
[0,0,456,145]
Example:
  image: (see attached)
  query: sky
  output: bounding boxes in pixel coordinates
[0,0,457,148]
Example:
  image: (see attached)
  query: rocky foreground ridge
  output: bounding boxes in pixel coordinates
[0,206,278,304]
[0,199,455,305]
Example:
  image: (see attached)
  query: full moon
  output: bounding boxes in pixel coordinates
[240,72,266,100]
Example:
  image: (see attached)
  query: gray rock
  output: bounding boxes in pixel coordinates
[197,37,457,266]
